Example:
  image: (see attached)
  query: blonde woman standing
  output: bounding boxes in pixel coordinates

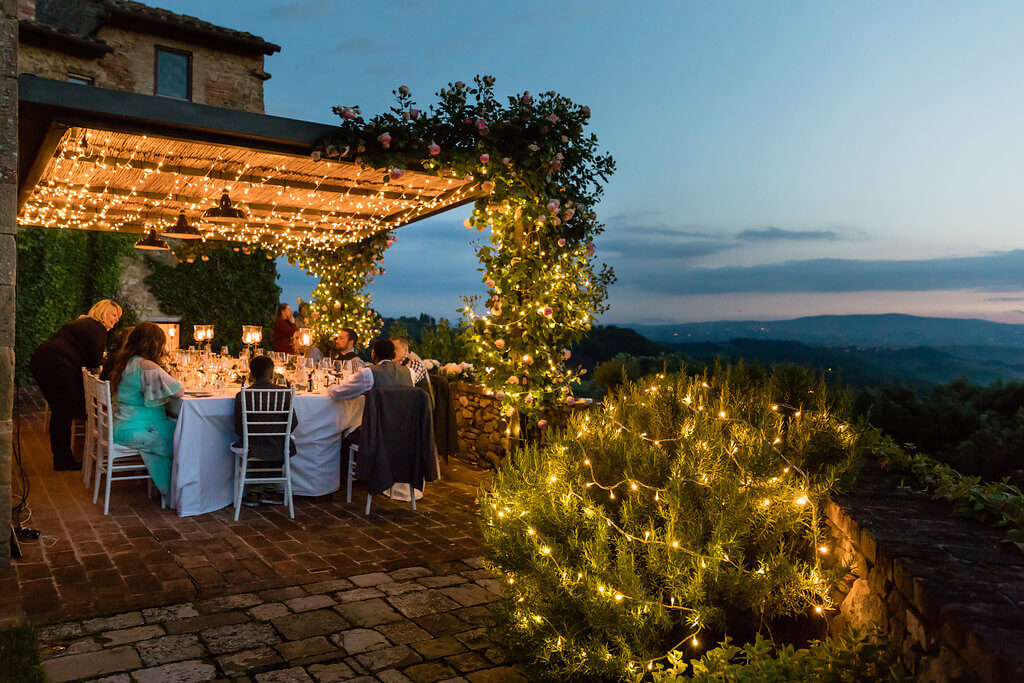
[30,300,121,470]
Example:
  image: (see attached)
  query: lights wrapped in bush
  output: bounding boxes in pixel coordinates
[480,364,873,681]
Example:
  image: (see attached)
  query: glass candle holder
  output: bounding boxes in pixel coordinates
[298,327,313,347]
[194,324,214,343]
[241,325,263,347]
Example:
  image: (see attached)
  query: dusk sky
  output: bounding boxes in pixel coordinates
[160,0,1024,324]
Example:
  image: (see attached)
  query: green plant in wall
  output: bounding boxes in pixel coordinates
[15,227,136,384]
[313,76,615,424]
[285,231,390,346]
[145,243,281,354]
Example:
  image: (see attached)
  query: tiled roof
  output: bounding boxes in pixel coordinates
[102,0,280,54]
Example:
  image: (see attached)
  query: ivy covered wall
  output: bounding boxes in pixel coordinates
[15,227,136,385]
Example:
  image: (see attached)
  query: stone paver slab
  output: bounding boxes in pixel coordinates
[417,575,468,589]
[217,647,284,677]
[44,637,101,659]
[82,612,144,633]
[376,620,432,645]
[411,635,467,659]
[355,644,422,672]
[350,572,393,587]
[403,661,460,683]
[335,587,385,603]
[285,594,336,613]
[254,665,314,682]
[388,590,461,618]
[131,660,217,683]
[202,621,279,654]
[465,666,528,682]
[163,610,249,635]
[197,592,261,613]
[141,603,199,624]
[446,651,491,673]
[99,625,165,647]
[250,602,292,620]
[38,622,85,641]
[335,598,403,628]
[135,633,205,667]
[275,636,339,664]
[453,627,490,651]
[462,557,486,569]
[441,584,494,608]
[413,613,469,637]
[260,586,307,602]
[307,660,356,682]
[380,581,427,597]
[303,578,355,594]
[333,628,388,654]
[388,567,431,582]
[41,646,142,683]
[273,608,349,640]
[378,669,414,682]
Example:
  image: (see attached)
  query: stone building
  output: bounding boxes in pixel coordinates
[18,0,278,113]
[17,0,280,319]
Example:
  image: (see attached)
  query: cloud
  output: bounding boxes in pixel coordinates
[736,226,842,242]
[619,250,1024,295]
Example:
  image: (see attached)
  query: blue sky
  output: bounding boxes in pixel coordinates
[159,0,1024,323]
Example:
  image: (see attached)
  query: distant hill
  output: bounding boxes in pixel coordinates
[663,338,1024,387]
[630,314,1024,348]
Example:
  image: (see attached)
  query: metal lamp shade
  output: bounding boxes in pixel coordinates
[163,212,203,239]
[134,229,170,251]
[202,192,247,224]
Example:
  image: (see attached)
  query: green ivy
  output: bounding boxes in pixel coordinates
[15,227,136,385]
[145,245,281,355]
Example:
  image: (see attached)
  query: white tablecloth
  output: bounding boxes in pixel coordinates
[170,391,364,516]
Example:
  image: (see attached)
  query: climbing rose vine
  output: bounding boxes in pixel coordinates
[314,76,615,423]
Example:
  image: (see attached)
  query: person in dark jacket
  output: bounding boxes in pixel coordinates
[30,299,122,470]
[233,355,299,462]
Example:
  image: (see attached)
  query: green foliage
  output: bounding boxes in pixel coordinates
[417,318,473,363]
[593,354,641,392]
[647,629,904,682]
[286,233,389,347]
[480,364,870,681]
[319,76,616,424]
[0,624,44,683]
[876,438,1024,553]
[856,379,1024,485]
[145,244,281,354]
[15,227,136,384]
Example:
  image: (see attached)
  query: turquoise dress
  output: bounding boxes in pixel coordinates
[113,356,183,497]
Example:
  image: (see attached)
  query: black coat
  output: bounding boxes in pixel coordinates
[233,379,299,461]
[32,317,107,372]
[428,374,458,462]
[356,386,437,495]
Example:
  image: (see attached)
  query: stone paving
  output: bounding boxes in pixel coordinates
[2,389,487,626]
[36,558,526,682]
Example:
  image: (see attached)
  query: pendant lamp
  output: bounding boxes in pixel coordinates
[163,212,202,239]
[134,229,169,251]
[202,192,247,224]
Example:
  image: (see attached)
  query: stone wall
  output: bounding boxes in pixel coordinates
[19,25,268,112]
[117,251,174,321]
[825,466,1024,682]
[450,381,505,469]
[0,0,16,567]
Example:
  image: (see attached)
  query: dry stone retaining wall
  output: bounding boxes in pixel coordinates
[825,466,1024,682]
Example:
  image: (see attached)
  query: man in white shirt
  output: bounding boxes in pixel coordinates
[328,338,412,401]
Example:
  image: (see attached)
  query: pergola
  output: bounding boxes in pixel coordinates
[17,75,486,248]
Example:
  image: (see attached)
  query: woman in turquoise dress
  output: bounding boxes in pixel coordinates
[106,322,183,497]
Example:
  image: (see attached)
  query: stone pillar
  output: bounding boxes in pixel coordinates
[0,0,17,567]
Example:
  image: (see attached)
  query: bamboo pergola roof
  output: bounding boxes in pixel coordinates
[17,76,485,249]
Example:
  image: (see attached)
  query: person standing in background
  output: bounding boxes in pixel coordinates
[272,303,299,354]
[30,299,122,470]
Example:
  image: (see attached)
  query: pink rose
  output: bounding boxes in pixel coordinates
[557,238,566,247]
[563,208,575,221]
[549,113,559,123]
[428,142,441,156]
[523,356,534,365]
[410,108,420,119]
[543,307,553,317]
[476,118,487,131]
[549,161,562,172]
[496,391,506,400]
[502,157,511,165]
[481,181,495,193]
[485,279,495,288]
[528,144,540,152]
[547,199,560,213]
[201,255,209,261]
[378,132,391,149]
[390,168,404,179]
[311,150,321,161]
[562,349,572,360]
[398,85,410,95]
[495,339,505,349]
[561,135,569,143]
[479,153,489,163]
[525,395,534,404]
[586,243,595,256]
[507,376,519,384]
[566,397,575,406]
[582,105,591,115]
[455,80,465,89]
[464,219,474,229]
[521,91,532,104]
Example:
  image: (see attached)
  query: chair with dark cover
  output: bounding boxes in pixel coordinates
[346,386,437,514]
[428,373,458,463]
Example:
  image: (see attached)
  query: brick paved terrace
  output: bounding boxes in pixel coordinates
[2,389,490,628]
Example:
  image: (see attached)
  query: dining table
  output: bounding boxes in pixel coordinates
[169,388,364,516]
